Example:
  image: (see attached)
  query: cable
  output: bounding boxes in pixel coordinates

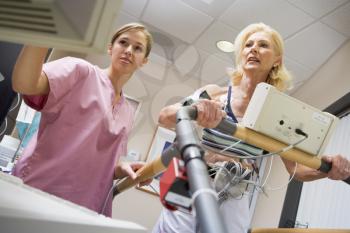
[258,128,305,189]
[253,155,298,193]
[211,161,270,203]
[209,160,253,204]
[204,130,308,160]
[202,144,258,158]
[101,182,115,215]
[205,128,308,198]
[0,118,8,136]
[295,128,308,138]
[265,162,298,191]
[9,93,20,112]
[259,156,274,188]
[219,139,242,154]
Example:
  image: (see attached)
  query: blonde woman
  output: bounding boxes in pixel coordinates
[153,23,350,233]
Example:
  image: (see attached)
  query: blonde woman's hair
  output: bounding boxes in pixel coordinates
[110,22,153,58]
[232,22,292,91]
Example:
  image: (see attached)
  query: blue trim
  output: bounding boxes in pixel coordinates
[225,86,238,123]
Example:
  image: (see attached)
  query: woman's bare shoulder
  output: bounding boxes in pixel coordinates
[197,84,227,100]
[199,84,226,94]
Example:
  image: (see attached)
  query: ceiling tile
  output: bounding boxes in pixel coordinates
[114,12,185,62]
[151,30,187,62]
[198,49,233,85]
[174,45,201,76]
[172,45,203,79]
[139,51,169,81]
[288,81,305,95]
[85,0,349,98]
[285,22,347,70]
[113,11,139,29]
[195,21,238,62]
[180,0,236,18]
[142,0,214,43]
[150,84,196,123]
[124,73,148,99]
[113,12,180,62]
[120,0,148,18]
[321,1,350,37]
[284,56,315,85]
[287,0,349,18]
[220,0,314,38]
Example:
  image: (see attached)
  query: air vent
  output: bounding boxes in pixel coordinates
[0,0,122,53]
[0,0,56,34]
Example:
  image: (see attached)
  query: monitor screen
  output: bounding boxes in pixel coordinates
[0,42,23,125]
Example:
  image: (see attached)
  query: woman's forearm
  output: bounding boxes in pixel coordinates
[158,103,182,129]
[294,166,327,182]
[12,45,50,95]
[282,158,327,182]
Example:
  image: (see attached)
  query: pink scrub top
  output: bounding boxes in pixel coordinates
[13,57,135,216]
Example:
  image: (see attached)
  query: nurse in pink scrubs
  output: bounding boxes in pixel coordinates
[11,23,153,217]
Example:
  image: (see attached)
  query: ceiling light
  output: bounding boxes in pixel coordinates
[216,40,234,53]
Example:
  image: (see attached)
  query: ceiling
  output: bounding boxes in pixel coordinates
[114,0,350,93]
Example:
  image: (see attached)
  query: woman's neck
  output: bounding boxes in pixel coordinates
[231,72,268,117]
[239,74,263,98]
[105,66,132,97]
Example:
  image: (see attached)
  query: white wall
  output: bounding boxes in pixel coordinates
[293,40,350,110]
